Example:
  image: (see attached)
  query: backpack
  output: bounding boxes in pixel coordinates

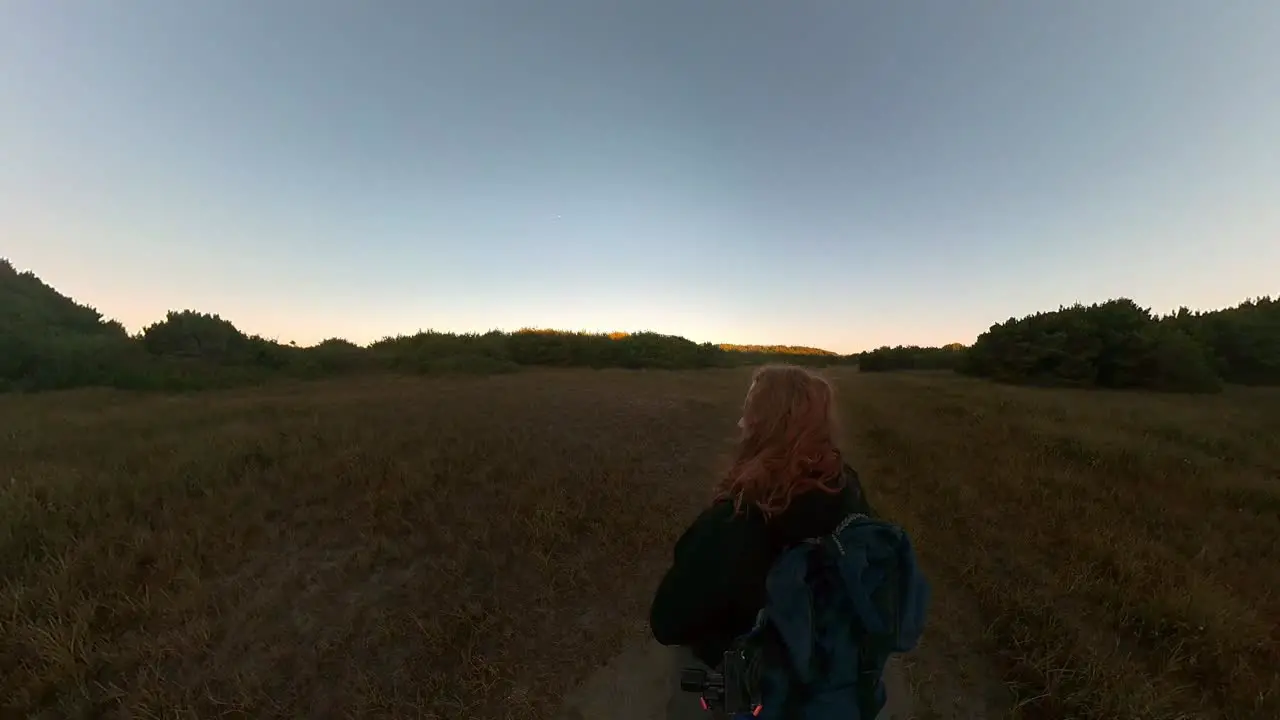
[689,512,931,719]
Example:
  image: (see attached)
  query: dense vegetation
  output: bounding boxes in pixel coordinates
[857,343,967,372]
[961,297,1279,392]
[4,259,1275,393]
[859,297,1278,393]
[0,260,849,393]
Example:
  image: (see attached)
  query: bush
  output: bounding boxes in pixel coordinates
[962,299,1224,393]
[1,333,135,391]
[859,344,967,372]
[289,339,376,376]
[1162,297,1280,385]
[720,344,842,367]
[140,310,251,363]
[370,331,514,372]
[1136,324,1222,393]
[5,256,1275,395]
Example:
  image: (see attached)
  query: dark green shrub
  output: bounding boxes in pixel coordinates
[964,299,1225,393]
[860,344,967,372]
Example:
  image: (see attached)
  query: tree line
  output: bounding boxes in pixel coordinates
[0,260,851,392]
[5,259,1275,394]
[858,297,1279,393]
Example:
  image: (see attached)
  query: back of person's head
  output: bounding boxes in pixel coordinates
[714,364,844,518]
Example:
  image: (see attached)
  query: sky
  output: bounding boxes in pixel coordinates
[2,2,1278,353]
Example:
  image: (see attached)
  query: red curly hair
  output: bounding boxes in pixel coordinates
[714,364,845,518]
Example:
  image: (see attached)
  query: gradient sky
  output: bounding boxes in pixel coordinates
[3,2,1278,352]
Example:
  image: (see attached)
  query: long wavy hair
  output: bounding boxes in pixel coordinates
[713,365,845,519]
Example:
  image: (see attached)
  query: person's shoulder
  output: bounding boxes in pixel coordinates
[698,497,763,530]
[675,498,756,548]
[838,463,876,516]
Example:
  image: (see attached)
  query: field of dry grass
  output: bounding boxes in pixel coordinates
[2,368,1277,719]
[847,373,1280,719]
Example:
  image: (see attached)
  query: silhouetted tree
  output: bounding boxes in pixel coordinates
[962,299,1224,393]
[859,344,967,372]
[3,258,1275,394]
[1161,297,1280,385]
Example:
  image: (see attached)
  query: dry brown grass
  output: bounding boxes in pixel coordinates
[2,368,1277,719]
[846,372,1280,720]
[1,370,742,718]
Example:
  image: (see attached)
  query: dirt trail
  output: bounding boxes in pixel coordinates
[557,638,917,719]
[556,370,1016,720]
[555,371,1013,712]
[557,593,1012,720]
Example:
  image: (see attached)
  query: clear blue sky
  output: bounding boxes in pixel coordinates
[3,2,1277,352]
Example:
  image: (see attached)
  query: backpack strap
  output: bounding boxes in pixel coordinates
[854,545,898,719]
[817,512,894,720]
[803,511,868,558]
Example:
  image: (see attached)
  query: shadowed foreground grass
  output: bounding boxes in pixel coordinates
[1,371,740,718]
[2,369,1277,718]
[846,372,1280,719]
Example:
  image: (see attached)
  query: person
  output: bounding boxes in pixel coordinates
[649,364,925,719]
[650,364,875,665]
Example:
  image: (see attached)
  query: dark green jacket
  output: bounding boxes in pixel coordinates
[648,464,876,667]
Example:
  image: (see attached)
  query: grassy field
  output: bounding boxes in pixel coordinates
[2,369,1277,719]
[848,373,1280,719]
